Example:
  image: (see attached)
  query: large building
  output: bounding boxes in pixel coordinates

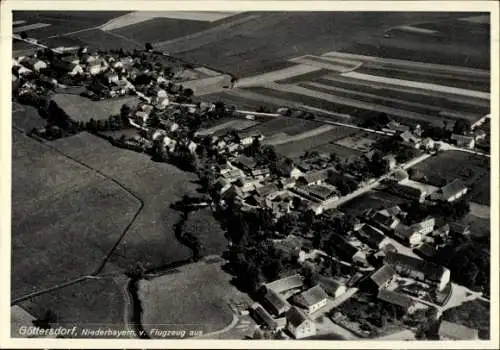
[384,252,450,291]
[430,179,468,202]
[286,307,316,339]
[292,285,329,314]
[262,288,291,316]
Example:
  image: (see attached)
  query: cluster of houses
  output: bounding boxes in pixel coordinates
[249,272,348,339]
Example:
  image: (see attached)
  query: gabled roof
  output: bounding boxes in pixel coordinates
[384,251,449,282]
[294,285,328,307]
[370,264,396,287]
[286,306,309,327]
[318,277,345,296]
[301,169,328,184]
[263,289,291,314]
[378,288,414,309]
[265,274,304,294]
[255,183,279,197]
[440,179,467,199]
[251,304,278,330]
[439,321,478,340]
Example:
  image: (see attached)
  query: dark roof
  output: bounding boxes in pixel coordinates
[265,274,304,294]
[357,224,386,248]
[234,155,257,170]
[384,251,449,282]
[255,183,279,197]
[286,306,309,327]
[251,305,278,330]
[294,285,328,307]
[318,277,345,296]
[263,289,291,315]
[378,288,414,309]
[369,264,396,287]
[440,179,467,199]
[306,184,337,200]
[391,183,425,197]
[439,321,478,340]
[415,243,437,258]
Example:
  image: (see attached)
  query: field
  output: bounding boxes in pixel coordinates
[17,278,127,335]
[153,12,486,77]
[109,18,212,44]
[240,118,321,137]
[335,132,384,152]
[409,151,490,203]
[51,132,198,271]
[12,130,140,300]
[196,118,258,137]
[308,142,363,161]
[273,126,357,159]
[339,190,410,216]
[139,257,251,336]
[12,103,46,131]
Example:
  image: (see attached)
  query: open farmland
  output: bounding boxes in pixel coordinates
[409,151,490,200]
[273,126,356,159]
[334,132,386,152]
[17,278,127,336]
[51,132,198,271]
[11,130,140,300]
[196,118,258,137]
[139,257,251,336]
[308,142,363,161]
[12,103,46,131]
[154,12,484,77]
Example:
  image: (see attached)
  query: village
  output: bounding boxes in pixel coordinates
[11,39,490,341]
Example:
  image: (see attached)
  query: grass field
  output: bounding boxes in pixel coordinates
[273,126,357,159]
[240,117,320,137]
[309,142,364,160]
[154,12,484,77]
[12,104,46,131]
[410,151,490,202]
[17,278,127,335]
[110,18,211,44]
[12,130,140,300]
[139,257,251,336]
[51,132,198,271]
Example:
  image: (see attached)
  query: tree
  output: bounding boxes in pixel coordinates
[145,42,153,52]
[20,31,28,40]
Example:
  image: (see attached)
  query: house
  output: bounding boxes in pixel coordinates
[365,264,396,290]
[356,224,387,249]
[382,154,397,171]
[265,274,304,294]
[411,217,436,236]
[317,277,347,298]
[232,155,257,174]
[431,179,468,202]
[421,137,435,150]
[296,170,328,186]
[330,233,359,261]
[370,207,401,232]
[250,304,278,331]
[286,307,316,339]
[384,251,451,291]
[400,131,421,148]
[262,288,291,316]
[386,120,411,133]
[449,222,471,236]
[451,133,475,149]
[394,223,425,246]
[305,184,338,201]
[292,285,328,314]
[377,288,415,312]
[254,183,279,198]
[251,167,271,179]
[389,183,427,203]
[439,321,479,340]
[290,167,304,179]
[296,162,312,173]
[20,58,47,71]
[280,178,296,189]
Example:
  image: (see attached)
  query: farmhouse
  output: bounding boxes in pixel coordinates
[250,304,278,331]
[232,155,257,174]
[377,288,415,312]
[438,321,479,340]
[384,251,451,291]
[356,224,387,249]
[296,170,329,186]
[262,288,291,316]
[292,285,329,314]
[317,277,347,298]
[370,206,401,232]
[265,274,304,294]
[254,183,280,198]
[389,183,427,203]
[365,264,396,290]
[305,184,338,201]
[430,179,468,202]
[394,224,424,246]
[451,134,475,149]
[286,307,316,339]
